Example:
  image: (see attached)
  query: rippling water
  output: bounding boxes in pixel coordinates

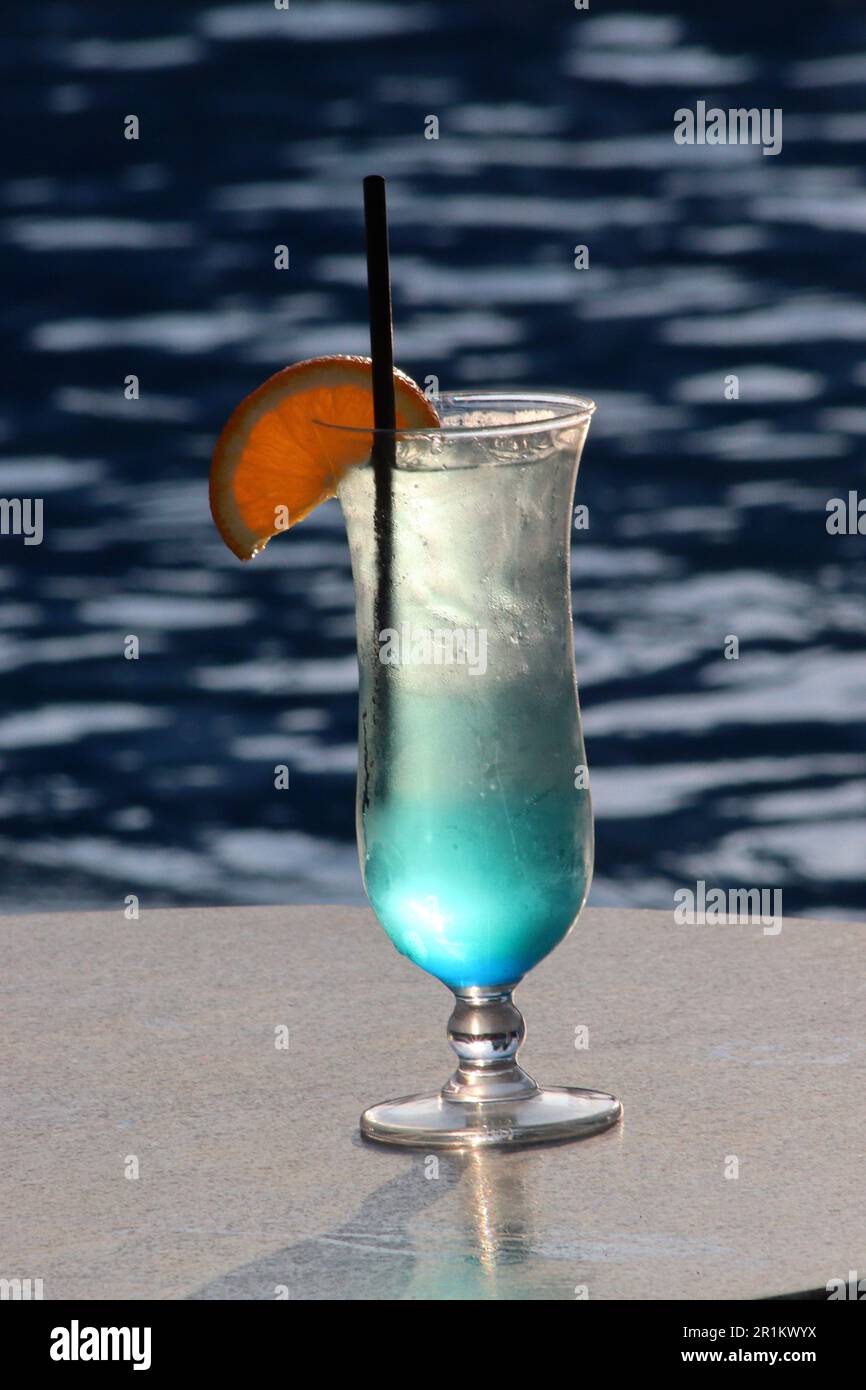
[2,1,865,919]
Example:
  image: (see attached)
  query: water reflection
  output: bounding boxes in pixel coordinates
[3,1,866,920]
[403,1148,541,1300]
[191,1144,565,1301]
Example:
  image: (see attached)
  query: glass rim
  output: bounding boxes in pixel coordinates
[311,389,596,439]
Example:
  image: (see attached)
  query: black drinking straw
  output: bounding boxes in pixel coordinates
[363,175,396,718]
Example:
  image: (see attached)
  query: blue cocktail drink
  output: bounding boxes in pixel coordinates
[207,174,622,1149]
[361,717,591,991]
[339,393,621,1148]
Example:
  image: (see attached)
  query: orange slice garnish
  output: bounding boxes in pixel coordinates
[209,354,440,560]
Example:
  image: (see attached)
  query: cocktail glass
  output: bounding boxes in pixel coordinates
[332,391,621,1149]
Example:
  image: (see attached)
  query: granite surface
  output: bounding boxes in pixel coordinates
[2,904,863,1300]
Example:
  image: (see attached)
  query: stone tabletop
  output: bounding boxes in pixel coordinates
[2,904,863,1301]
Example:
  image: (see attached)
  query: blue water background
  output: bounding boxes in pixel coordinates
[1,0,865,919]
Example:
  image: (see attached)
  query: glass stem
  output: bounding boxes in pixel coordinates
[442,986,540,1104]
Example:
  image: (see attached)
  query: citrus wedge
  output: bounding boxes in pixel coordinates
[209,354,440,560]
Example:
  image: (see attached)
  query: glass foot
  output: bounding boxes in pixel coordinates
[360,985,622,1150]
[361,1085,622,1150]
